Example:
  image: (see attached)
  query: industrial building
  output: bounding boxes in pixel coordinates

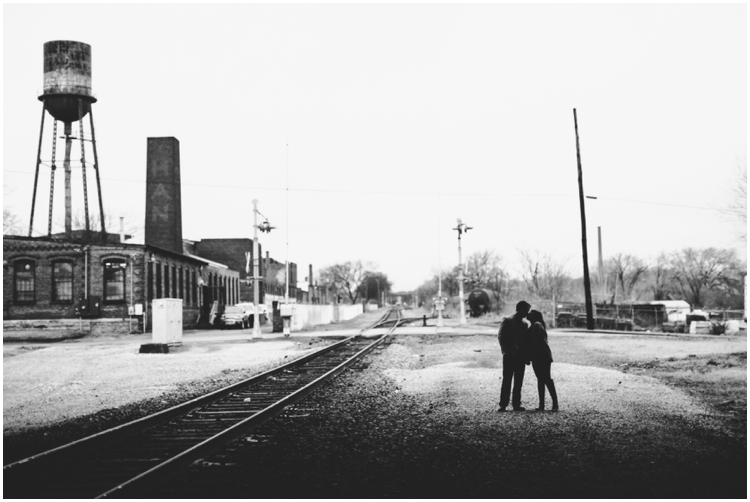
[4,135,241,336]
[3,40,328,339]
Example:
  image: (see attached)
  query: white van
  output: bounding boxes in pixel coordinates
[649,300,691,322]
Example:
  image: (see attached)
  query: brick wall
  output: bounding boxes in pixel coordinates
[3,237,240,331]
[4,238,87,320]
[193,238,261,303]
[145,137,183,255]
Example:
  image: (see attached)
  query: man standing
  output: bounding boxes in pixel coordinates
[498,300,531,411]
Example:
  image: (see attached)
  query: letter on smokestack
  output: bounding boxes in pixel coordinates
[145,137,183,254]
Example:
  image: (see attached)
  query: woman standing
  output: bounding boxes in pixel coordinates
[527,310,559,411]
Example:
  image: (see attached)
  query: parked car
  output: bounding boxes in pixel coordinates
[220,305,251,329]
[236,302,269,325]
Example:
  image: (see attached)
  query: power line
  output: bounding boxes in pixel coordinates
[3,169,717,210]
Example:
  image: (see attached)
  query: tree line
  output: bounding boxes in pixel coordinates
[415,247,746,311]
[319,261,393,305]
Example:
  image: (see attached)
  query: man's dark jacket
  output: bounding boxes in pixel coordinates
[498,314,530,360]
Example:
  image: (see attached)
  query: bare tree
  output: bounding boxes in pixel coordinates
[359,272,392,304]
[319,260,375,304]
[720,158,747,240]
[650,253,673,301]
[486,263,512,313]
[466,249,511,312]
[669,248,741,309]
[3,207,22,235]
[414,267,460,309]
[71,211,142,240]
[609,253,649,302]
[519,249,570,301]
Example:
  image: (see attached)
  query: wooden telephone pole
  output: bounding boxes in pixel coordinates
[574,109,595,330]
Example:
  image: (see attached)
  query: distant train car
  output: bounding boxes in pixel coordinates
[467,289,492,317]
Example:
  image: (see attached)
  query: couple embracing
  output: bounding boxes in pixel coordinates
[497,301,559,412]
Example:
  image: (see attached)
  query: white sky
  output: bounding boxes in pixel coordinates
[3,3,747,291]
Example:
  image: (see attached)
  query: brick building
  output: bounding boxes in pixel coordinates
[185,238,298,304]
[3,137,241,336]
[3,235,240,334]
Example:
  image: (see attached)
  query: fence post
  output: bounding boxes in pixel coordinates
[552,294,556,329]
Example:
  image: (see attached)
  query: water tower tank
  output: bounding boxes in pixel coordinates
[39,40,97,123]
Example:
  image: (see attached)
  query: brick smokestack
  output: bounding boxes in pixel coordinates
[145,137,183,254]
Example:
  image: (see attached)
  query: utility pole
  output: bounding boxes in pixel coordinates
[251,199,274,339]
[453,218,472,326]
[436,190,444,327]
[574,108,595,330]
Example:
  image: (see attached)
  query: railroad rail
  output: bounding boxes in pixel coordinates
[4,308,405,499]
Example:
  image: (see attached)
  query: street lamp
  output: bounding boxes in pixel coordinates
[453,218,472,326]
[251,200,274,339]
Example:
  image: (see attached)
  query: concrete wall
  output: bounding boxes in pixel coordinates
[338,304,364,322]
[288,303,363,330]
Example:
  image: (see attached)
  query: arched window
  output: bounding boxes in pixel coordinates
[52,261,74,303]
[104,259,127,302]
[14,260,35,303]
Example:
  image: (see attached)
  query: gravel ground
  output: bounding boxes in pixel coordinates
[3,338,328,433]
[155,334,745,499]
[4,318,746,498]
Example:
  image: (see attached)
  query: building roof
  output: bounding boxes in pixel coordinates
[3,236,229,269]
[4,235,86,253]
[181,252,229,269]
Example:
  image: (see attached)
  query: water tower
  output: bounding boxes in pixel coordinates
[29,40,106,238]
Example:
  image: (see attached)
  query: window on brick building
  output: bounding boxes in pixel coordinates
[104,259,127,302]
[164,264,170,298]
[192,270,197,306]
[179,267,184,300]
[52,261,74,302]
[156,262,162,298]
[148,261,154,301]
[13,260,35,303]
[172,265,177,298]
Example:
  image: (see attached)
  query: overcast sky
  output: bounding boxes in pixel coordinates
[3,3,747,292]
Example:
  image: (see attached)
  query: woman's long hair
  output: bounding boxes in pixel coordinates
[528,309,546,329]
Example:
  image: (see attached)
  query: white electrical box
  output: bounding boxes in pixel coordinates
[280,304,294,318]
[152,298,183,346]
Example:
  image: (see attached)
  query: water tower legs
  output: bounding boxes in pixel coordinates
[47,120,59,236]
[28,105,46,237]
[89,108,106,235]
[63,122,73,237]
[28,107,106,239]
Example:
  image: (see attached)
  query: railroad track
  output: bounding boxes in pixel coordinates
[4,308,405,499]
